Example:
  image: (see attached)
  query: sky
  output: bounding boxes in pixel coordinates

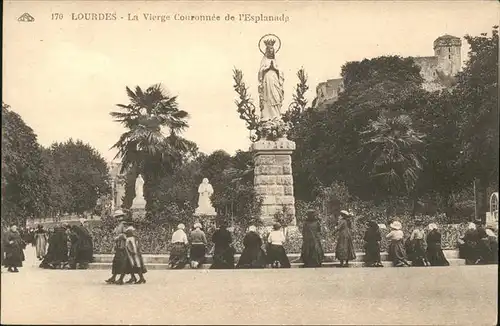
[3,1,499,162]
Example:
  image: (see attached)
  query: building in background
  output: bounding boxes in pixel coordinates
[313,34,462,110]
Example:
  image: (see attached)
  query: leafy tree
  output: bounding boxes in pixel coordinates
[454,26,499,218]
[110,84,192,215]
[49,139,111,215]
[360,112,425,215]
[1,103,52,226]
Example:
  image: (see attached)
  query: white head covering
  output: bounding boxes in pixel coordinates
[113,209,125,218]
[193,222,202,229]
[248,225,257,232]
[340,210,354,217]
[125,226,135,233]
[485,228,496,237]
[428,223,438,231]
[177,224,185,230]
[468,222,476,230]
[79,218,87,225]
[390,221,402,230]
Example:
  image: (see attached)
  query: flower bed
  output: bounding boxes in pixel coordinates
[90,216,470,254]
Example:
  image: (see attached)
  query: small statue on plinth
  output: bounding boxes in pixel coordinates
[131,174,146,209]
[194,178,216,216]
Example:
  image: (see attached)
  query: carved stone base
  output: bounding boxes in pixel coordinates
[130,208,146,220]
[251,138,296,227]
[131,196,146,210]
[194,214,217,231]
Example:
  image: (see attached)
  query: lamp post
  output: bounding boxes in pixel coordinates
[473,178,478,221]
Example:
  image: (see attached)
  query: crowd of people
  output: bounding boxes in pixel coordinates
[2,209,498,277]
[1,218,94,272]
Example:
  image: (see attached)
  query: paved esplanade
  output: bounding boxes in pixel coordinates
[1,247,497,325]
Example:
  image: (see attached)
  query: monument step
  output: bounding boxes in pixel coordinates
[88,258,466,270]
[92,250,460,264]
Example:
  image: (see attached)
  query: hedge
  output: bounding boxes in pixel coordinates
[90,214,472,254]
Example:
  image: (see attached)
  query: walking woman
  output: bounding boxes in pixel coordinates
[409,220,429,266]
[237,225,267,269]
[267,223,291,268]
[364,221,383,267]
[4,225,26,273]
[300,210,324,268]
[124,226,147,284]
[105,210,131,284]
[386,221,410,267]
[334,210,356,267]
[210,221,235,269]
[189,222,207,269]
[169,224,189,269]
[426,223,449,266]
[34,225,49,260]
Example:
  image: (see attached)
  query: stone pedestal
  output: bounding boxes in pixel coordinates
[251,138,296,226]
[194,213,217,231]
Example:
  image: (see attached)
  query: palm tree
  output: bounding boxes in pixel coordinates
[110,84,191,206]
[361,113,425,197]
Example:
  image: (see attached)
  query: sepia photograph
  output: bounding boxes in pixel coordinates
[1,0,499,325]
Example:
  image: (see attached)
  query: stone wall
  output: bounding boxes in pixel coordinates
[251,139,296,225]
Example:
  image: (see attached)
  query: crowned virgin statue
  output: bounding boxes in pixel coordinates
[258,36,285,122]
[195,178,216,216]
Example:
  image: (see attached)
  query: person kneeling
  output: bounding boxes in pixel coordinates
[266,223,290,268]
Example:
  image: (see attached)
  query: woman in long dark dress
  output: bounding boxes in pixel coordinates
[210,222,235,269]
[426,223,449,266]
[459,222,480,265]
[40,225,69,269]
[477,228,498,264]
[237,225,267,269]
[334,210,356,267]
[364,221,383,267]
[301,210,324,268]
[169,224,189,269]
[409,220,429,267]
[124,226,147,284]
[4,225,25,272]
[105,210,132,284]
[189,223,207,269]
[386,221,410,267]
[73,219,93,269]
[266,223,291,268]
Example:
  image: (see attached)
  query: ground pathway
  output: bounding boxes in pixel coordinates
[1,247,497,325]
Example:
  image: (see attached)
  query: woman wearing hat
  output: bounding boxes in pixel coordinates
[363,221,383,267]
[266,223,291,268]
[124,226,147,284]
[105,210,132,284]
[189,222,207,269]
[386,221,410,267]
[169,224,189,269]
[426,223,449,266]
[300,209,324,268]
[409,219,429,267]
[210,221,235,269]
[334,210,356,267]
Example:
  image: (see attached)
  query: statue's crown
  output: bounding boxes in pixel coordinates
[264,38,276,47]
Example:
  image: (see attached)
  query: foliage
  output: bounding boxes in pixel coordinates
[48,139,111,215]
[233,69,260,141]
[256,117,292,141]
[360,112,425,196]
[284,67,309,128]
[1,103,52,226]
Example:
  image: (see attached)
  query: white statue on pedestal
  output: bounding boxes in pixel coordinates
[195,178,216,216]
[131,174,146,209]
[258,35,284,122]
